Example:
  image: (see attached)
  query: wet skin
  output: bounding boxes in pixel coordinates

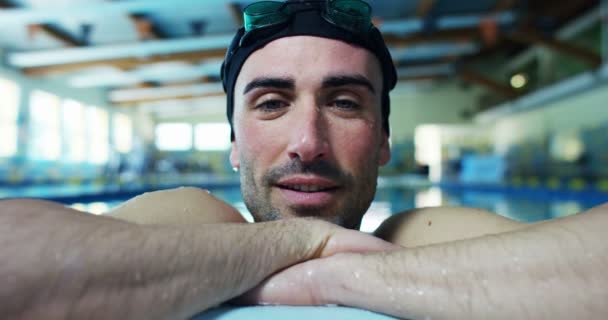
[230,36,391,229]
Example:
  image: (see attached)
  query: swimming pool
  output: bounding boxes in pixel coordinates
[61,182,607,231]
[5,181,607,319]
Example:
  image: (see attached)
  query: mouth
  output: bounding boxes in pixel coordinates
[274,175,341,208]
[278,184,339,192]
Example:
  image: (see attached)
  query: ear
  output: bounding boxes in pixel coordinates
[229,141,240,169]
[378,133,391,166]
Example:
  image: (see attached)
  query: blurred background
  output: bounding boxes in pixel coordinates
[1,0,607,229]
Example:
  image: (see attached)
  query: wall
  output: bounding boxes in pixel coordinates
[489,82,608,154]
[388,81,481,143]
[0,63,154,184]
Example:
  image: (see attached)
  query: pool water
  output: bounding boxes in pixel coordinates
[64,183,607,232]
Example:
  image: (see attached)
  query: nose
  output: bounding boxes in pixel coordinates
[287,105,330,162]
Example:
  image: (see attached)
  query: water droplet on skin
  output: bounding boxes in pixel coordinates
[441,269,447,276]
[193,286,199,293]
[417,290,424,296]
[513,256,520,263]
[307,270,314,277]
[354,271,361,279]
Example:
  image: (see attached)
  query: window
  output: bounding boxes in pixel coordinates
[87,106,109,164]
[0,78,20,158]
[194,123,231,151]
[155,123,192,151]
[28,90,61,161]
[62,99,87,162]
[113,113,133,153]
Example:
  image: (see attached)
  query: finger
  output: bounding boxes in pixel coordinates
[321,229,402,257]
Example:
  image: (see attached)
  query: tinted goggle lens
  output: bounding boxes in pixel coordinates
[325,0,372,33]
[243,0,372,33]
[243,1,288,31]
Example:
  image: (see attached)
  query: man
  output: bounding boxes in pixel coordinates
[0,1,606,319]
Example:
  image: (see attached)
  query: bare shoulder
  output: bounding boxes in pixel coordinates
[109,187,247,225]
[374,206,526,248]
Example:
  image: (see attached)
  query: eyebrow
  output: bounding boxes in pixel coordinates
[243,77,295,95]
[321,75,376,94]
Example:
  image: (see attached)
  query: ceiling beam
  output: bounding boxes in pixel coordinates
[1,0,84,47]
[536,0,598,23]
[508,30,602,68]
[384,28,480,47]
[109,82,223,103]
[459,69,519,98]
[130,14,165,40]
[0,0,221,25]
[399,74,450,82]
[22,48,227,77]
[116,78,214,91]
[155,77,214,87]
[0,0,13,8]
[9,34,232,68]
[227,2,244,27]
[112,92,225,106]
[494,0,518,12]
[416,0,436,17]
[34,23,85,46]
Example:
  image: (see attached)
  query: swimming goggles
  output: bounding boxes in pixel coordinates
[242,0,373,35]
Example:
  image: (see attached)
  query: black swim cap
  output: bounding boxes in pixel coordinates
[221,0,397,141]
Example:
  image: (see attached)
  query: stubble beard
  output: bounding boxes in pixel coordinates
[239,154,380,230]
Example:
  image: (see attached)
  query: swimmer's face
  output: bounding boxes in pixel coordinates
[230,36,390,229]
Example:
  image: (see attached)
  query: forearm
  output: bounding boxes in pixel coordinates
[328,205,608,319]
[0,199,324,320]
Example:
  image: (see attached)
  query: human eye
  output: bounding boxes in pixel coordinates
[331,98,360,110]
[255,99,289,112]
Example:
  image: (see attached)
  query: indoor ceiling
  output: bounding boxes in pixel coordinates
[0,0,601,118]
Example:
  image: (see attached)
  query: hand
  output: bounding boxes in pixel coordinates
[316,224,401,257]
[235,226,401,306]
[234,255,340,306]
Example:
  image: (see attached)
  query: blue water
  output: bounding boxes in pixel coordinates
[2,178,605,224]
[53,183,608,230]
